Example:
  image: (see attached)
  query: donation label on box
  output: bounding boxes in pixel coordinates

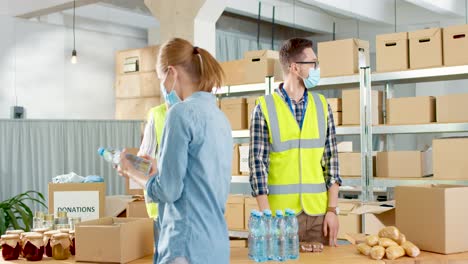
[54,191,100,221]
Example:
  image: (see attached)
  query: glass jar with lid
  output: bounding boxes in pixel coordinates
[33,211,45,229]
[5,230,24,248]
[1,234,21,260]
[51,233,71,260]
[20,232,39,257]
[69,230,76,256]
[43,230,60,258]
[22,233,44,261]
[56,211,68,225]
[68,217,81,231]
[44,214,55,230]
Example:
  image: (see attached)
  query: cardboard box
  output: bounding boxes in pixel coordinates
[247,97,258,128]
[332,111,342,126]
[433,137,468,179]
[339,152,376,177]
[337,141,353,153]
[225,195,245,230]
[75,217,154,263]
[239,144,249,175]
[376,32,409,72]
[444,24,468,66]
[220,59,248,86]
[230,240,247,248]
[386,96,436,125]
[342,89,383,125]
[232,144,240,175]
[221,98,247,130]
[348,201,396,235]
[105,196,136,217]
[116,46,159,75]
[395,185,468,254]
[126,200,149,218]
[48,183,105,221]
[115,97,161,120]
[436,93,468,123]
[327,98,342,112]
[409,28,443,69]
[318,39,370,77]
[244,50,283,84]
[337,200,361,240]
[244,196,259,229]
[116,72,160,99]
[376,150,432,178]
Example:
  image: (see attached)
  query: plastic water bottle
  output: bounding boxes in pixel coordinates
[263,210,274,260]
[98,147,152,175]
[285,209,299,260]
[273,210,287,261]
[248,210,259,260]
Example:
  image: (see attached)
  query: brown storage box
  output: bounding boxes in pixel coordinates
[337,200,361,240]
[232,144,240,175]
[247,97,258,128]
[339,152,376,177]
[230,240,247,248]
[115,97,161,120]
[244,50,283,84]
[436,93,468,123]
[342,89,383,125]
[48,183,105,222]
[75,217,154,263]
[444,24,468,66]
[116,72,160,98]
[220,59,248,86]
[126,200,149,218]
[225,195,245,230]
[386,96,436,125]
[341,200,396,236]
[376,150,432,178]
[376,32,409,72]
[396,185,468,254]
[327,98,342,112]
[116,46,159,75]
[221,98,247,130]
[244,197,259,229]
[433,137,468,179]
[318,39,370,77]
[409,28,443,69]
[332,112,342,126]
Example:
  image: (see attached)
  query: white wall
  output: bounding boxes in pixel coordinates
[0,14,147,119]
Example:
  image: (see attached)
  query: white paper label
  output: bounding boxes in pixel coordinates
[239,145,250,173]
[54,191,99,221]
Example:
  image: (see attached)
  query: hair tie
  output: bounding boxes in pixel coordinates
[193,46,199,54]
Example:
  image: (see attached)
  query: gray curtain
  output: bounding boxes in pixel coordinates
[0,120,141,208]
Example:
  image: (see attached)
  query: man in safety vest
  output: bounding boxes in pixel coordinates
[249,38,342,246]
[138,103,167,262]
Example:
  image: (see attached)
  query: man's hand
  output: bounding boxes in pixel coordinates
[323,211,339,247]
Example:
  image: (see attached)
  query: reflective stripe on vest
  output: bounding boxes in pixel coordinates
[259,91,329,216]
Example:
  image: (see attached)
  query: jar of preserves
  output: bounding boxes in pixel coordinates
[5,230,24,248]
[20,232,39,257]
[51,233,71,260]
[43,230,60,258]
[1,234,21,260]
[22,233,44,261]
[69,230,76,256]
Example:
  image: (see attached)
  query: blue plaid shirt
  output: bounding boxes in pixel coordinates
[249,84,342,197]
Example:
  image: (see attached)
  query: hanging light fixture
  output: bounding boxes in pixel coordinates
[71,0,77,64]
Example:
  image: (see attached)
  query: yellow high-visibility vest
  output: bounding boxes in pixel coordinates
[258,92,329,215]
[143,104,166,219]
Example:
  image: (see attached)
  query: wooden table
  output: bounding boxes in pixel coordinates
[3,245,468,263]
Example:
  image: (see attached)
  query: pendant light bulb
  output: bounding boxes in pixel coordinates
[71,49,77,64]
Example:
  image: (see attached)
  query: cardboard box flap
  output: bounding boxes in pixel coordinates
[105,195,137,217]
[409,28,441,40]
[350,201,395,215]
[227,195,245,204]
[244,50,279,60]
[376,32,408,43]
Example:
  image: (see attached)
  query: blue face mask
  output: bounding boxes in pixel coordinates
[160,75,181,107]
[303,68,321,89]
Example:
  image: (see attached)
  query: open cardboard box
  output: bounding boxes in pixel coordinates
[75,217,154,263]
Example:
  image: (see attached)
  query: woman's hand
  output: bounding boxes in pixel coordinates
[139,155,158,176]
[117,149,149,189]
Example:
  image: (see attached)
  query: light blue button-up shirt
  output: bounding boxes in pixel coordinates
[146,92,232,264]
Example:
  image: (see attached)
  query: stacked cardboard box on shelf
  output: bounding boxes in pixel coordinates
[433,137,468,179]
[409,28,443,69]
[339,152,377,177]
[232,144,240,176]
[327,98,342,126]
[443,24,468,66]
[386,96,436,125]
[376,32,409,72]
[376,149,432,178]
[221,98,247,130]
[342,89,383,125]
[115,46,161,120]
[436,93,468,123]
[247,97,258,128]
[224,195,259,231]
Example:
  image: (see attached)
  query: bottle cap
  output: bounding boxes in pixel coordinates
[276,210,283,217]
[97,147,105,156]
[263,209,272,216]
[285,209,295,216]
[250,210,259,216]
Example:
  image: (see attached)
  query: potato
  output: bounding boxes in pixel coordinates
[366,235,379,247]
[370,246,385,260]
[395,233,407,245]
[379,238,399,248]
[401,241,420,258]
[386,245,405,260]
[378,226,401,241]
[357,243,372,256]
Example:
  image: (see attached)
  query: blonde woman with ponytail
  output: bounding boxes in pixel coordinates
[117,38,232,264]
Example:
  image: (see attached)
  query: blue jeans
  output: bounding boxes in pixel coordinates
[153,219,159,263]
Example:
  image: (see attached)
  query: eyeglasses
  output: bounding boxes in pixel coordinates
[294,60,320,70]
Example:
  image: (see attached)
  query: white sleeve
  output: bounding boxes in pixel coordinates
[138,112,158,158]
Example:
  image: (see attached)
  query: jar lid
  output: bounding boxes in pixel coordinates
[59,229,70,234]
[20,232,39,239]
[57,211,68,218]
[6,229,24,235]
[52,233,69,239]
[69,230,75,235]
[1,234,20,240]
[24,233,43,239]
[44,230,60,237]
[32,227,51,233]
